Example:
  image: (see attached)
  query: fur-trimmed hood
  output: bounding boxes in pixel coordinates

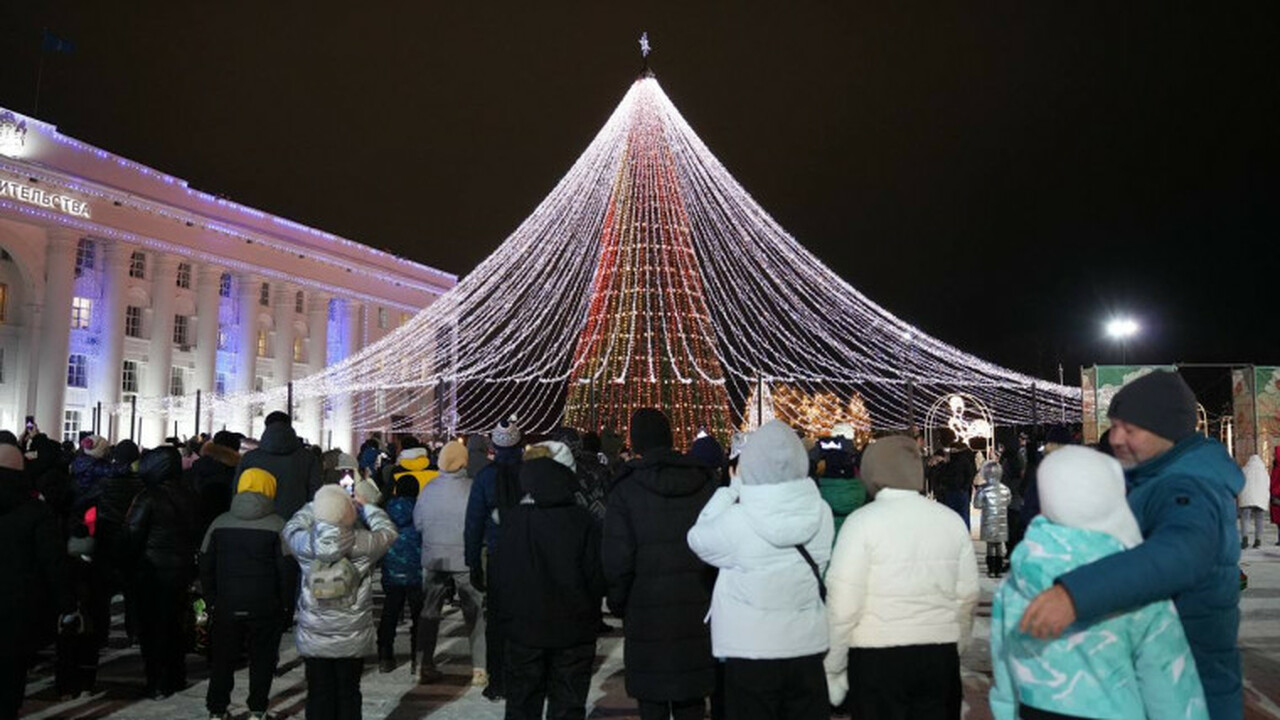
[201,441,241,468]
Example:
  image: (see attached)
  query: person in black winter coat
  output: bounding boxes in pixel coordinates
[494,444,607,720]
[186,432,242,541]
[90,440,143,645]
[235,413,321,522]
[200,468,290,720]
[602,409,717,720]
[0,461,72,720]
[125,446,201,698]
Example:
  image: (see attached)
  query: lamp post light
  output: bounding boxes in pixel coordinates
[1105,317,1140,364]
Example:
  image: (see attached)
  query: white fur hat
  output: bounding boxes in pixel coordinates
[1038,446,1143,548]
[314,484,357,527]
[531,440,575,472]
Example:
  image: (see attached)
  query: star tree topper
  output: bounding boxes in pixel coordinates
[639,32,651,58]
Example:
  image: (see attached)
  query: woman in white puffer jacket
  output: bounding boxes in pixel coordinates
[823,435,980,720]
[688,419,835,719]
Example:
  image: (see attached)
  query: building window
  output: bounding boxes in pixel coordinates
[173,315,190,346]
[254,376,265,393]
[125,306,143,338]
[293,336,305,363]
[219,272,232,298]
[67,353,88,388]
[169,367,185,396]
[63,410,81,443]
[400,312,411,327]
[295,291,305,314]
[215,372,227,395]
[129,251,147,279]
[257,329,268,357]
[122,360,138,393]
[175,262,192,289]
[217,329,228,350]
[71,297,92,330]
[259,283,270,307]
[378,307,388,329]
[0,283,7,323]
[74,238,95,277]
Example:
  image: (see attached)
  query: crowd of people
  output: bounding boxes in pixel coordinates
[1,370,1271,720]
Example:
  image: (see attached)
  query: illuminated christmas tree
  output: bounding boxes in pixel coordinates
[137,37,1081,440]
[563,74,734,449]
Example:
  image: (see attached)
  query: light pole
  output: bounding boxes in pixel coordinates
[1106,317,1139,364]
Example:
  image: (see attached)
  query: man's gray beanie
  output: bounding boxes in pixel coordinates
[1107,370,1198,442]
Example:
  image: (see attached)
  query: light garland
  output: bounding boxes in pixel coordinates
[748,383,873,447]
[108,76,1081,441]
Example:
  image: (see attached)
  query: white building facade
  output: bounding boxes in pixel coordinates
[0,107,455,452]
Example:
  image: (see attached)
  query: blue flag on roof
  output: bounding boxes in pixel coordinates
[42,29,76,54]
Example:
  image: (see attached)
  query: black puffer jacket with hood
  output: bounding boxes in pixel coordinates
[494,457,605,649]
[602,448,717,700]
[199,490,289,620]
[186,441,241,539]
[125,447,201,574]
[236,422,321,521]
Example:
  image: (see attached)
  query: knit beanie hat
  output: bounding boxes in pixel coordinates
[527,440,576,472]
[492,416,523,449]
[438,440,468,473]
[861,435,924,498]
[629,408,673,454]
[689,435,726,468]
[738,420,808,486]
[1107,370,1198,442]
[353,478,381,506]
[314,484,357,527]
[111,439,140,466]
[335,453,358,471]
[237,468,277,499]
[831,422,856,440]
[393,475,420,498]
[82,435,109,460]
[398,446,428,464]
[1038,446,1143,548]
[213,430,242,451]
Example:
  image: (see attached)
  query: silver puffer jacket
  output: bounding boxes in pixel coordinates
[973,481,1012,543]
[284,502,396,658]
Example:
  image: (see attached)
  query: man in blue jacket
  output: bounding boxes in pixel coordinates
[1020,370,1243,720]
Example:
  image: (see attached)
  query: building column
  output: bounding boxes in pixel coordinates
[142,253,179,447]
[33,229,78,438]
[194,264,223,436]
[301,291,330,446]
[94,241,132,442]
[234,272,260,436]
[330,298,360,454]
[271,281,295,422]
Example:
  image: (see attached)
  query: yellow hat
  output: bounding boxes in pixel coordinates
[237,468,277,499]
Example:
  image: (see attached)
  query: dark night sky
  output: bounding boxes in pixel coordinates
[2,3,1276,389]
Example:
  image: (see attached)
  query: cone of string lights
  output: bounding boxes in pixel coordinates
[114,39,1080,442]
[563,76,735,449]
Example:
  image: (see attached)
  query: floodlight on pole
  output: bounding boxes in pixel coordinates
[1106,317,1139,363]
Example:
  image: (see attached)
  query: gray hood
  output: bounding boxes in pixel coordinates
[738,420,808,486]
[230,490,275,521]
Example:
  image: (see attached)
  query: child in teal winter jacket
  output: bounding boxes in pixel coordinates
[990,446,1208,720]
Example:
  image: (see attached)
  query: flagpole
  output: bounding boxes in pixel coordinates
[33,38,47,116]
